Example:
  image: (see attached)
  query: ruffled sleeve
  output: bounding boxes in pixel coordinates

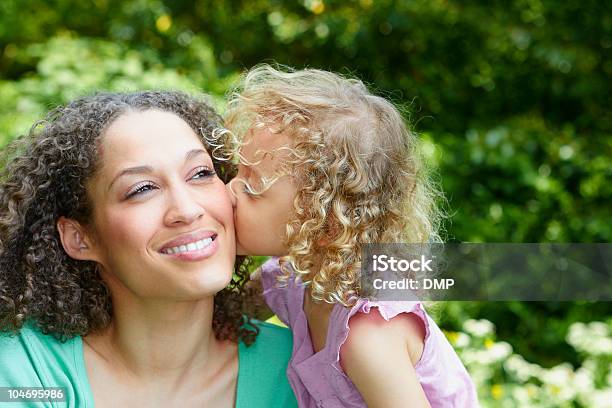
[330,299,430,372]
[322,299,480,407]
[259,257,293,326]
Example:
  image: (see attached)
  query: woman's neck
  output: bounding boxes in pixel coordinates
[85,294,225,383]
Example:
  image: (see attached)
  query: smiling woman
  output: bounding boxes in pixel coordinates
[0,91,297,407]
[65,109,238,301]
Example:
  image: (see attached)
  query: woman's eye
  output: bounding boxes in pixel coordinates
[190,166,216,181]
[126,182,158,199]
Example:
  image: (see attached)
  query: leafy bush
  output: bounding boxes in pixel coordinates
[450,318,612,407]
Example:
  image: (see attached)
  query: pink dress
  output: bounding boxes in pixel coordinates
[260,257,480,408]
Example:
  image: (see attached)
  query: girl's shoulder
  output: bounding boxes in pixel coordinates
[328,299,480,407]
[330,299,431,368]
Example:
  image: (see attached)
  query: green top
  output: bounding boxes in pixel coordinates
[0,321,297,408]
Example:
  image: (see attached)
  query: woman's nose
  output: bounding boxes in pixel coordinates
[164,187,205,226]
[226,179,237,208]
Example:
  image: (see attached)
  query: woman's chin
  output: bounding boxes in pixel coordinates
[172,279,233,300]
[199,269,234,292]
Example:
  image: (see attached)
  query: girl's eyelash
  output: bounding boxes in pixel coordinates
[126,181,157,199]
[243,183,256,196]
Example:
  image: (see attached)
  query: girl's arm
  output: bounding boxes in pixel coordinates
[250,258,293,325]
[339,309,431,408]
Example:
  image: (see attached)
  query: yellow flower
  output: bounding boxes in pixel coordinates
[485,338,495,349]
[156,15,172,33]
[526,384,537,397]
[446,331,459,344]
[311,0,325,14]
[491,384,504,399]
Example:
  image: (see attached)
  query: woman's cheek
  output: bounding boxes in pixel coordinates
[204,185,236,230]
[220,197,236,229]
[99,206,155,249]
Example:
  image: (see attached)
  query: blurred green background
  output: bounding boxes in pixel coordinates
[1,1,610,406]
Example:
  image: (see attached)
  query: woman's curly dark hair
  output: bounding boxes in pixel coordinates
[0,90,259,344]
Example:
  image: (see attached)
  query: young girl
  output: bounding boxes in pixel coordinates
[225,65,479,407]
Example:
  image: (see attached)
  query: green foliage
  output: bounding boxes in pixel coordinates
[0,33,238,144]
[449,318,612,407]
[1,1,610,404]
[1,0,609,241]
[434,301,612,369]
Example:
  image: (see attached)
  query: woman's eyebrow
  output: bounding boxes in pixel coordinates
[185,148,208,162]
[108,149,210,192]
[108,165,154,192]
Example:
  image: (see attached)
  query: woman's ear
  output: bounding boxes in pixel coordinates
[56,216,101,262]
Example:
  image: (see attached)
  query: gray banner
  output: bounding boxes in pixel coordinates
[361,243,612,301]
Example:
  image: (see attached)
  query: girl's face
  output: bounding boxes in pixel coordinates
[228,127,297,256]
[81,109,236,300]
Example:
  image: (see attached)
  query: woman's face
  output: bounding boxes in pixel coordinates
[83,109,235,300]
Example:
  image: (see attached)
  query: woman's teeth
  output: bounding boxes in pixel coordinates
[162,237,213,254]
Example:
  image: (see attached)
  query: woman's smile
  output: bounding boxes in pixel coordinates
[159,229,219,261]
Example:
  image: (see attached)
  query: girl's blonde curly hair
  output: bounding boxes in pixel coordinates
[225,64,445,306]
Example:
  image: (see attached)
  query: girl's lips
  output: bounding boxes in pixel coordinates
[161,234,220,262]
